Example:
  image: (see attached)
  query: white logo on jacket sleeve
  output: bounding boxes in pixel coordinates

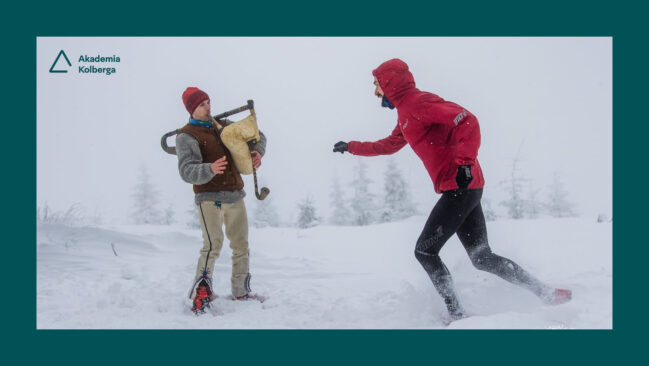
[453,109,468,126]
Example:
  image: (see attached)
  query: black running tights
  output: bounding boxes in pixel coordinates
[414,189,548,312]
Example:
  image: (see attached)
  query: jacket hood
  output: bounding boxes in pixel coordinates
[372,58,416,107]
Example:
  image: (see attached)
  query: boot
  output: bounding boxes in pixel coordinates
[191,280,213,314]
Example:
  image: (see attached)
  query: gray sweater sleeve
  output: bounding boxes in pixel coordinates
[175,133,216,185]
[253,130,267,157]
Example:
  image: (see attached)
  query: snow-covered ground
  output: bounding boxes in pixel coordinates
[37,216,612,329]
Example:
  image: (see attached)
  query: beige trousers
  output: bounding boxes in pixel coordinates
[193,199,250,298]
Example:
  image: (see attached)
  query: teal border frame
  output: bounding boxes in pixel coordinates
[8,0,637,364]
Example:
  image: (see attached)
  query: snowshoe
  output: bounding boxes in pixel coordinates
[232,293,267,303]
[191,281,214,315]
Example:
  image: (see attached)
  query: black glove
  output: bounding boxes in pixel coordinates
[333,141,348,154]
[456,165,473,190]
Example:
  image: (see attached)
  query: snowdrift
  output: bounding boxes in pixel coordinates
[37,217,612,329]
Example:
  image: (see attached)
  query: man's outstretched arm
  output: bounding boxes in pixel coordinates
[344,124,407,156]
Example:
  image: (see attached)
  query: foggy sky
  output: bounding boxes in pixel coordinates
[37,37,612,224]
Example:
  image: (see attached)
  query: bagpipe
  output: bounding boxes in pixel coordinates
[161,100,270,200]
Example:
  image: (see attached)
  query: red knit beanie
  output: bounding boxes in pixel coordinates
[182,87,210,116]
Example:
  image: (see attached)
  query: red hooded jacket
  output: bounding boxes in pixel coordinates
[347,59,485,194]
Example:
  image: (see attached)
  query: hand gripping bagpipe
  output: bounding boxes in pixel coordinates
[161,100,270,200]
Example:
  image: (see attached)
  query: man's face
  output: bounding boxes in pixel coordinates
[192,99,211,121]
[373,77,384,98]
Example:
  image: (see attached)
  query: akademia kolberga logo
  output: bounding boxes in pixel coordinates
[49,50,120,76]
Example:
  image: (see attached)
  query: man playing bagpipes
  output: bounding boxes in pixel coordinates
[175,87,267,314]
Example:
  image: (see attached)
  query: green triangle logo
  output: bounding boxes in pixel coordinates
[49,50,71,73]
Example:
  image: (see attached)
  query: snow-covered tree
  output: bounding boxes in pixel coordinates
[329,172,351,226]
[597,213,610,223]
[379,159,417,222]
[482,198,498,222]
[500,144,527,219]
[87,206,104,226]
[130,165,164,224]
[37,202,85,226]
[161,203,176,225]
[350,159,377,226]
[523,182,542,219]
[546,172,577,218]
[296,195,320,229]
[186,203,201,229]
[253,194,281,228]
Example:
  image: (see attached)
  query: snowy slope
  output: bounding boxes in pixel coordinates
[36,217,612,329]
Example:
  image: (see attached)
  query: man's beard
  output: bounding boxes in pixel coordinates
[381,95,395,109]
